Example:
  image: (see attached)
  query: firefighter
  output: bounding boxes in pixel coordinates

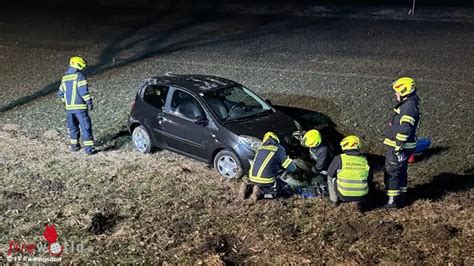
[383,77,420,208]
[247,132,296,201]
[301,129,332,190]
[326,135,372,207]
[57,56,95,154]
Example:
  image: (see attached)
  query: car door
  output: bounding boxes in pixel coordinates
[158,87,213,160]
[140,84,169,147]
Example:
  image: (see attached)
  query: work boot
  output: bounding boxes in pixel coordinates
[384,196,400,209]
[249,185,262,203]
[85,147,97,155]
[238,183,250,200]
[70,145,80,152]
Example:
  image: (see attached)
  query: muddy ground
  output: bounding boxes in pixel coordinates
[0,6,473,263]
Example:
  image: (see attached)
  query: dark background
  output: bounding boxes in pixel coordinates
[1,0,473,10]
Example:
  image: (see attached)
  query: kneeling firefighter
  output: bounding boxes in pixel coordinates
[301,129,332,191]
[326,135,372,206]
[246,132,297,201]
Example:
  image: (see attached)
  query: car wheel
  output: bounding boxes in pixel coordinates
[213,150,243,179]
[132,125,153,153]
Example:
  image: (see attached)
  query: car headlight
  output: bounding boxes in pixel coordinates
[294,120,302,131]
[239,135,262,152]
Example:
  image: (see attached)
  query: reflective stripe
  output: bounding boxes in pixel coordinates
[259,145,278,152]
[400,187,408,193]
[65,104,88,110]
[61,74,78,82]
[338,178,367,184]
[71,80,77,106]
[400,115,416,125]
[70,139,78,144]
[393,108,401,114]
[249,175,275,184]
[387,189,400,196]
[59,83,65,91]
[337,184,367,192]
[83,140,94,146]
[396,133,409,141]
[77,80,87,87]
[256,151,275,178]
[383,138,416,149]
[282,157,292,168]
[82,94,91,101]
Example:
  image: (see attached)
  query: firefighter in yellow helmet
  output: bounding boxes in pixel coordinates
[247,132,296,201]
[383,77,420,208]
[326,135,372,208]
[300,129,332,193]
[57,56,95,154]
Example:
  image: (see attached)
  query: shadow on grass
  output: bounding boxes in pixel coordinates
[407,167,474,204]
[97,126,130,152]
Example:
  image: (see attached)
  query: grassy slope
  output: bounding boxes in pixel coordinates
[0,124,472,263]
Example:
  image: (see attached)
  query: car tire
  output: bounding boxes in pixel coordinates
[132,125,154,153]
[213,150,243,179]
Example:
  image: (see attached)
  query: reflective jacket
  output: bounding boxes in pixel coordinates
[327,150,372,200]
[383,94,420,150]
[57,67,93,113]
[249,139,296,184]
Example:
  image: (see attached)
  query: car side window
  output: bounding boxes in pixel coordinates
[143,85,168,109]
[170,90,205,120]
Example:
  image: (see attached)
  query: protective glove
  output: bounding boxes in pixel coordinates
[395,152,406,162]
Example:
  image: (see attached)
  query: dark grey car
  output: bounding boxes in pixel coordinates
[127,74,302,179]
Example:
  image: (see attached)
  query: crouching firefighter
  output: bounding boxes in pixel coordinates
[301,129,332,193]
[247,132,296,201]
[326,135,372,207]
[57,56,96,154]
[383,77,420,208]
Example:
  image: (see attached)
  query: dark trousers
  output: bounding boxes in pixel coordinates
[384,147,414,196]
[66,111,94,151]
[253,178,293,198]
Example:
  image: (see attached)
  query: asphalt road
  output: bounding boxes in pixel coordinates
[0,8,473,178]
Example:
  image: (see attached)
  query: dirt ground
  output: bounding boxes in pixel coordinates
[0,6,473,264]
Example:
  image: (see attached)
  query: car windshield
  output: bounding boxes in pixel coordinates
[202,86,272,121]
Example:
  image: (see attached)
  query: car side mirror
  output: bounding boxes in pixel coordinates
[265,99,272,105]
[193,116,209,126]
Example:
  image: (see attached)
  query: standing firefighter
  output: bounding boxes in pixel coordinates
[247,132,296,201]
[383,77,420,208]
[326,135,371,208]
[57,56,95,154]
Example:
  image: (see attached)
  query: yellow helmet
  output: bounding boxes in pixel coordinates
[392,77,415,97]
[340,135,361,151]
[69,56,87,70]
[263,131,279,144]
[302,129,322,148]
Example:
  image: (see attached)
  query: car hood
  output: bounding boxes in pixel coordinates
[223,110,296,138]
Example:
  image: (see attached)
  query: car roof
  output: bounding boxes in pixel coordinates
[146,74,240,93]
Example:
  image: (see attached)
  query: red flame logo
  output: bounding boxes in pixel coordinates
[43,224,58,244]
[43,223,63,256]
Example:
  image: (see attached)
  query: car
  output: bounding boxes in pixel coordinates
[127,74,302,179]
